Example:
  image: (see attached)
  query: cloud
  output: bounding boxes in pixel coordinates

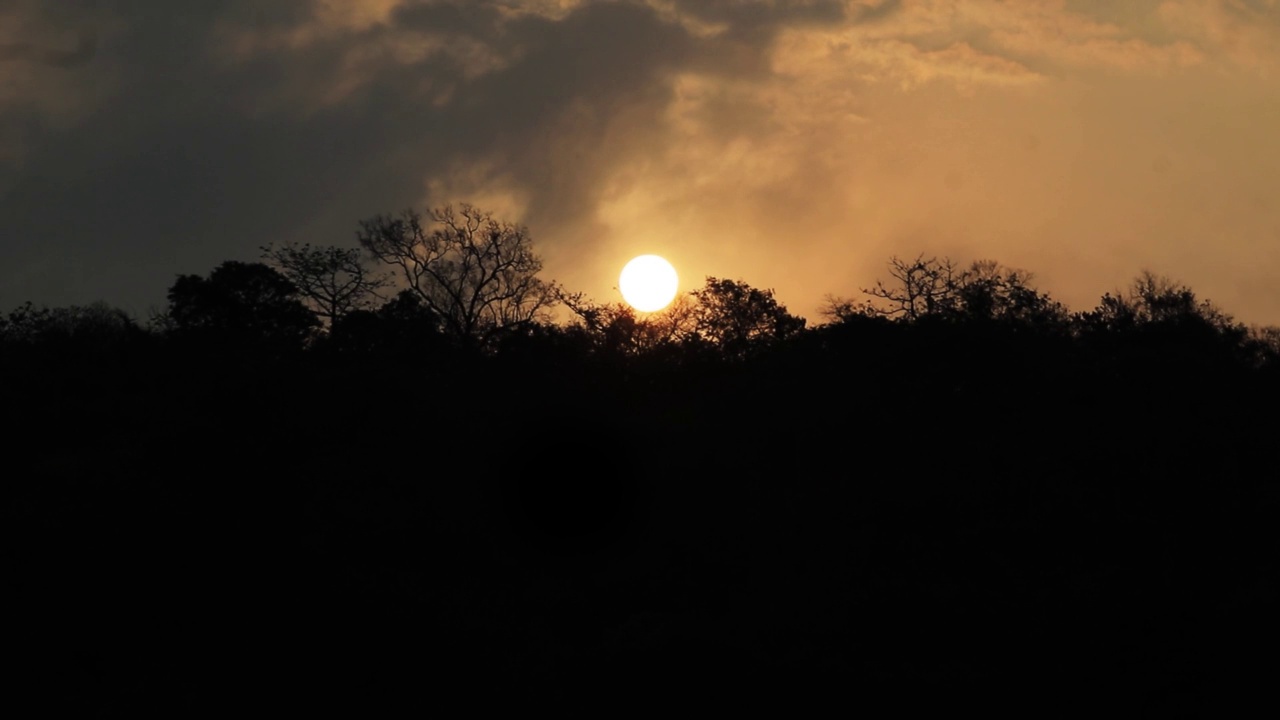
[1158,0,1280,77]
[0,33,97,68]
[0,0,1278,325]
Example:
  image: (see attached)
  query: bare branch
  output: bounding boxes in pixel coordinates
[260,242,391,326]
[355,204,559,348]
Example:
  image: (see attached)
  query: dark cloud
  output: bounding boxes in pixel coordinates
[668,0,848,33]
[437,3,697,220]
[0,0,701,312]
[0,33,97,68]
[849,0,903,25]
[1,0,827,312]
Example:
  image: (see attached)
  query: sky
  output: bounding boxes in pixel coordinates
[2,0,1279,324]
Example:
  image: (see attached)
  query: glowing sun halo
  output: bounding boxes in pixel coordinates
[619,255,679,312]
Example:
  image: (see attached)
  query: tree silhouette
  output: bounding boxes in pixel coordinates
[690,277,805,359]
[260,243,390,326]
[1250,325,1280,368]
[165,261,317,350]
[0,302,53,346]
[559,291,697,357]
[8,242,1280,712]
[844,255,1064,328]
[355,204,559,345]
[856,255,964,320]
[1,301,142,354]
[1079,271,1238,333]
[1075,270,1253,373]
[326,289,447,357]
[948,260,1067,327]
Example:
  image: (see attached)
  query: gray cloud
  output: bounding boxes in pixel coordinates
[0,33,97,68]
[667,0,849,33]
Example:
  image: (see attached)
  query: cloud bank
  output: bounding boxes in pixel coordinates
[2,0,1278,323]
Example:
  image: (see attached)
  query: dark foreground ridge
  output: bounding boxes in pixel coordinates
[6,216,1278,711]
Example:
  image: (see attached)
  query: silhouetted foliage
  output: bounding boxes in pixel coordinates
[260,242,390,325]
[355,204,559,346]
[950,260,1068,328]
[1078,271,1239,333]
[852,254,964,320]
[46,303,141,348]
[10,231,1279,713]
[1249,325,1280,368]
[1074,270,1254,375]
[165,260,318,351]
[0,301,53,346]
[0,301,144,356]
[326,289,448,357]
[689,277,805,359]
[835,255,1065,329]
[559,291,697,359]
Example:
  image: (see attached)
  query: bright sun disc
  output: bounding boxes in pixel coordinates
[619,255,679,312]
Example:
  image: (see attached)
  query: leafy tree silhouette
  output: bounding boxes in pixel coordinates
[1079,271,1238,333]
[41,303,143,353]
[1075,270,1253,370]
[1249,325,1280,369]
[325,289,447,357]
[355,204,560,347]
[165,260,318,352]
[0,302,54,346]
[559,291,697,358]
[0,301,148,389]
[689,277,805,359]
[948,260,1068,328]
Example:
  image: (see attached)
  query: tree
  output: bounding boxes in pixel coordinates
[949,260,1067,327]
[858,255,964,321]
[689,277,805,358]
[166,261,318,350]
[558,291,698,358]
[1075,271,1255,375]
[1,301,141,351]
[845,255,1065,328]
[818,294,874,324]
[0,302,53,346]
[355,204,559,345]
[260,242,390,326]
[1077,271,1241,335]
[326,289,447,356]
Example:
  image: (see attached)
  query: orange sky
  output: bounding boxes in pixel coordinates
[3,0,1278,324]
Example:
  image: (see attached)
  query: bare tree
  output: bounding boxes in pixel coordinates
[819,294,877,323]
[260,243,390,325]
[859,255,964,320]
[847,255,1064,326]
[356,204,559,343]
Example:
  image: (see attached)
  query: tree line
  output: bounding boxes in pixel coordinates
[4,202,1277,371]
[7,203,1276,711]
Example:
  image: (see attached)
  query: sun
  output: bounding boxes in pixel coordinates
[619,255,679,312]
